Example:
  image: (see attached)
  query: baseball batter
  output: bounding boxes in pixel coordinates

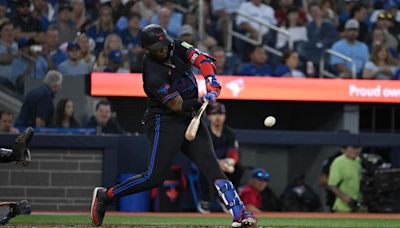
[90,24,256,228]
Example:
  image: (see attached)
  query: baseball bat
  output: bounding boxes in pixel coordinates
[185,101,209,141]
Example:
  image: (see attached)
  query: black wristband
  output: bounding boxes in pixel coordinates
[182,98,201,112]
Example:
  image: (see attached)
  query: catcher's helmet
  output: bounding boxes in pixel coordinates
[141,24,173,50]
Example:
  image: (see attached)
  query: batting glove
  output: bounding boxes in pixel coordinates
[200,91,217,104]
[205,75,221,96]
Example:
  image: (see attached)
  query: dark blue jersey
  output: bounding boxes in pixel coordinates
[142,40,198,115]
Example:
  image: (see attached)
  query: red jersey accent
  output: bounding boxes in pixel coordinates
[239,185,261,209]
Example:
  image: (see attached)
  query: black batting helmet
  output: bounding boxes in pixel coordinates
[141,24,173,50]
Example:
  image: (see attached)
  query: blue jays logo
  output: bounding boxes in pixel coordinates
[157,84,170,95]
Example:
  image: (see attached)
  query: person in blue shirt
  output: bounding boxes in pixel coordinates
[150,0,182,39]
[15,70,63,128]
[57,42,91,77]
[238,45,273,76]
[118,12,143,72]
[330,19,370,78]
[87,6,115,54]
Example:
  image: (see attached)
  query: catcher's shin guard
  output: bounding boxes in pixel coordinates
[215,179,257,227]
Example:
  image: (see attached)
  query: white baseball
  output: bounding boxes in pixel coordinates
[264,116,276,127]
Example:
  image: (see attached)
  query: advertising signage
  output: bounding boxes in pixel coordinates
[91,72,400,103]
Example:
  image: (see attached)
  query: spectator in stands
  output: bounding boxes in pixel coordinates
[239,168,272,213]
[103,49,129,73]
[198,102,243,213]
[362,44,398,80]
[211,0,245,45]
[54,98,79,128]
[274,0,307,27]
[330,19,369,78]
[211,46,235,75]
[276,7,308,50]
[298,2,337,65]
[273,51,305,77]
[70,0,89,31]
[54,4,78,46]
[0,1,8,26]
[12,38,48,89]
[338,4,369,43]
[15,70,63,128]
[108,0,124,24]
[0,110,19,134]
[236,0,277,40]
[180,14,217,53]
[238,46,273,76]
[87,6,115,54]
[31,0,54,31]
[320,0,339,25]
[94,33,127,71]
[57,42,90,77]
[374,11,399,52]
[328,145,363,212]
[280,175,321,212]
[151,0,182,38]
[13,0,45,43]
[118,12,143,72]
[338,0,359,24]
[85,100,124,134]
[42,25,67,69]
[131,0,160,24]
[0,21,18,90]
[77,33,96,67]
[31,0,55,22]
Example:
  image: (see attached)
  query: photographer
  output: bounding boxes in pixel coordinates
[328,145,363,212]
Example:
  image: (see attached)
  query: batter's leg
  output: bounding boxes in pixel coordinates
[182,120,257,227]
[91,115,187,226]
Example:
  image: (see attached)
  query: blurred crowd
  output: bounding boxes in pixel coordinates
[0,0,399,96]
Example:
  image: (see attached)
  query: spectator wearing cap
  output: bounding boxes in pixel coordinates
[103,49,129,73]
[54,3,77,46]
[197,102,243,213]
[330,19,369,78]
[374,11,398,51]
[13,0,45,43]
[87,6,115,54]
[57,42,90,77]
[118,12,144,72]
[239,168,275,213]
[0,21,18,90]
[298,2,337,65]
[15,70,63,128]
[238,46,273,76]
[150,0,182,39]
[338,4,369,43]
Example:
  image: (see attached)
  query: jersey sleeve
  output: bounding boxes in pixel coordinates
[173,40,196,64]
[144,69,180,105]
[328,158,342,187]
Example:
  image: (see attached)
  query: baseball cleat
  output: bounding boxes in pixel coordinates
[12,127,34,163]
[231,210,257,228]
[90,187,111,226]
